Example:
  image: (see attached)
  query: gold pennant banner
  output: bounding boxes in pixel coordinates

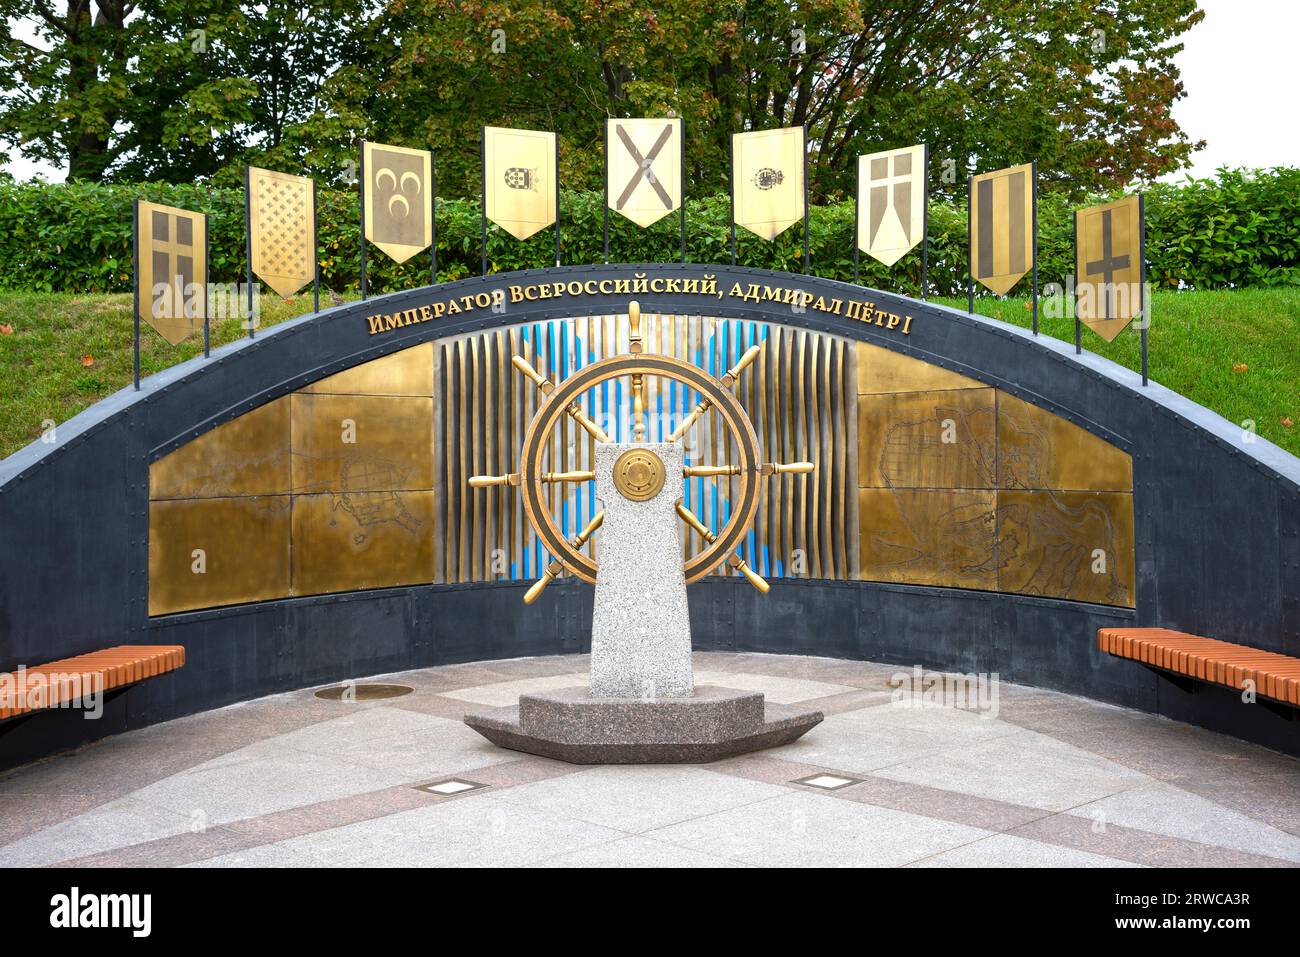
[733,126,805,241]
[136,200,207,345]
[1076,195,1143,342]
[483,126,556,241]
[363,141,433,264]
[607,117,682,228]
[858,144,926,266]
[248,166,316,298]
[970,163,1035,296]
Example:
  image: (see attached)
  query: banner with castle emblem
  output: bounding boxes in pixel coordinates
[135,200,207,345]
[483,126,556,241]
[732,127,805,241]
[247,166,316,298]
[858,144,926,266]
[607,118,681,228]
[1075,194,1143,342]
[362,141,433,264]
[969,163,1035,295]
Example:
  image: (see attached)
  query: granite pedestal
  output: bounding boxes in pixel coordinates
[463,440,823,763]
[463,686,823,764]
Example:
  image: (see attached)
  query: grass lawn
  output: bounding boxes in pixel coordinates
[0,286,1296,460]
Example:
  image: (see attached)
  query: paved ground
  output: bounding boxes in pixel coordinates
[2,652,1299,868]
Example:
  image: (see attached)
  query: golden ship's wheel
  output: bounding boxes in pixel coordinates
[470,302,813,603]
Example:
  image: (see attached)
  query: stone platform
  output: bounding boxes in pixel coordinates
[463,686,823,764]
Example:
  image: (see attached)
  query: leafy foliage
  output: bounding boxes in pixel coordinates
[0,168,1296,297]
[3,1,1203,200]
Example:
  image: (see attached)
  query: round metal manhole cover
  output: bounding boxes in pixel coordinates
[314,683,414,701]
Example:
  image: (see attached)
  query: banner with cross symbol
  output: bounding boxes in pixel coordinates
[1075,194,1143,342]
[134,200,207,345]
[606,118,682,228]
[857,144,927,266]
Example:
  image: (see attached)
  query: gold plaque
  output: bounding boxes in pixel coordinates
[248,166,316,298]
[290,393,435,495]
[857,144,926,266]
[858,388,997,490]
[301,342,435,397]
[859,488,998,591]
[291,491,435,597]
[483,126,556,241]
[612,448,666,502]
[732,127,805,241]
[148,496,291,615]
[970,163,1034,296]
[997,490,1135,607]
[1075,194,1143,341]
[149,397,291,500]
[997,392,1133,493]
[136,200,207,345]
[855,340,983,395]
[607,118,682,228]
[363,141,433,264]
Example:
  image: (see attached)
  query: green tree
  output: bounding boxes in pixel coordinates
[338,0,1204,200]
[0,0,373,183]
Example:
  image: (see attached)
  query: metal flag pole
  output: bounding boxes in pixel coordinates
[729,133,736,266]
[603,121,610,264]
[202,211,210,358]
[1073,207,1081,354]
[679,117,686,264]
[480,127,488,276]
[359,141,368,301]
[966,173,974,315]
[431,151,438,285]
[802,125,810,275]
[244,165,254,339]
[132,198,140,390]
[312,180,320,314]
[920,143,930,301]
[554,133,561,267]
[1031,160,1039,337]
[852,159,860,285]
[1140,192,1149,387]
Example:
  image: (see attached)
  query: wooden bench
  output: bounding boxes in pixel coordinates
[0,645,185,720]
[1099,627,1300,706]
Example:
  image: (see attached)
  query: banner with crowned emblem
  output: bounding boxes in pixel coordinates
[607,118,682,228]
[483,126,556,241]
[362,141,433,264]
[732,127,805,241]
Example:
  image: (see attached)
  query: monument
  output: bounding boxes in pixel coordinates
[462,302,824,762]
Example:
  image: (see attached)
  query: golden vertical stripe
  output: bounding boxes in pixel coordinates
[462,335,473,582]
[808,332,822,578]
[836,338,850,577]
[782,328,794,575]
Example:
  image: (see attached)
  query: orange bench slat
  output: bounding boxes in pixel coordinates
[1099,627,1298,706]
[0,645,185,720]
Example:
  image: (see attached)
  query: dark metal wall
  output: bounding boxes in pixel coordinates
[2,264,1298,766]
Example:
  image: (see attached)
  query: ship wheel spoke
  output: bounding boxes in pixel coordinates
[524,511,604,605]
[675,502,769,594]
[669,342,762,442]
[683,461,813,478]
[513,354,610,444]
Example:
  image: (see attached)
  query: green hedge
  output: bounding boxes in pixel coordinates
[1,169,1296,297]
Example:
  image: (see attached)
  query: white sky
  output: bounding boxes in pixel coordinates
[3,0,1297,182]
[1166,0,1299,179]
